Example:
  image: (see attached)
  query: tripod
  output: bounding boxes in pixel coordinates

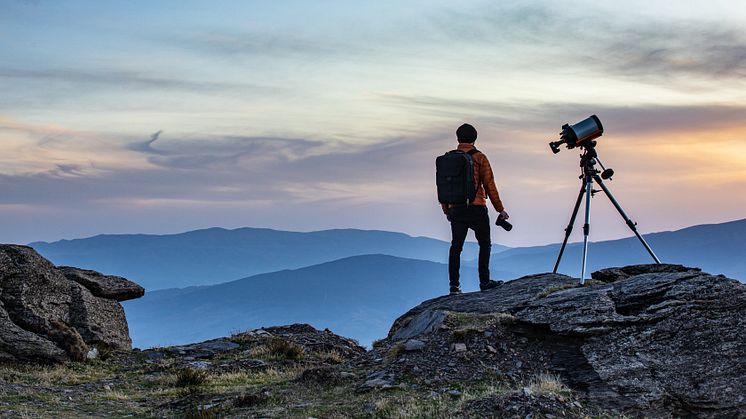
[552,143,661,285]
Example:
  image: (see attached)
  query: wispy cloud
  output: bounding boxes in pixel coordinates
[167,30,354,59]
[127,130,165,154]
[380,94,746,137]
[126,132,327,170]
[425,2,746,82]
[0,68,272,94]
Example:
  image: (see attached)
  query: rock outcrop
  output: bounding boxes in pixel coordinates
[0,245,144,363]
[381,264,746,417]
[1,262,743,417]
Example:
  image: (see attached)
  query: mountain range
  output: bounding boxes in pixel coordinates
[122,254,474,348]
[479,218,746,281]
[30,218,746,348]
[31,228,506,290]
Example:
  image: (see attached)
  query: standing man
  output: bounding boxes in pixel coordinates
[439,123,509,295]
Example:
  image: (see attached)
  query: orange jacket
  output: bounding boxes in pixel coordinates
[440,143,505,214]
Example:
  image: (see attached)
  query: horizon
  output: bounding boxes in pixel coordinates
[27,215,746,248]
[2,1,746,246]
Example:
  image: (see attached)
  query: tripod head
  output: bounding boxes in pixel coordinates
[578,141,614,180]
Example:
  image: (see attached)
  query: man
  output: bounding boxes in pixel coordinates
[441,123,509,295]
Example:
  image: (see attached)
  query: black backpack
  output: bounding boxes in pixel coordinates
[436,148,479,205]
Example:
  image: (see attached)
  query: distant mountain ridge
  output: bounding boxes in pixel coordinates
[31,227,508,290]
[480,218,746,281]
[123,213,746,349]
[123,254,479,348]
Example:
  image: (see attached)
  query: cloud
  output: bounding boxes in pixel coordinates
[425,2,746,82]
[0,68,272,94]
[127,130,165,155]
[379,94,746,137]
[0,125,442,210]
[5,99,742,211]
[168,30,353,59]
[52,164,86,177]
[126,132,328,170]
[598,27,746,81]
[1,118,744,247]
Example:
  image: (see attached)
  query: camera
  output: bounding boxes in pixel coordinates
[495,218,513,231]
[549,115,603,154]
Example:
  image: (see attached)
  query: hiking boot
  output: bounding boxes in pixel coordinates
[480,280,503,291]
[449,286,462,295]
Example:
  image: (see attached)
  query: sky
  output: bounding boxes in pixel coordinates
[1,0,745,247]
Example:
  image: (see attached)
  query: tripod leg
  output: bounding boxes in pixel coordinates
[553,182,586,273]
[592,174,661,264]
[580,176,592,285]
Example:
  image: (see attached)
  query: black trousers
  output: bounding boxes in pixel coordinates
[448,205,491,287]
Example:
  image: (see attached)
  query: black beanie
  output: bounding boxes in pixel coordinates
[456,123,477,143]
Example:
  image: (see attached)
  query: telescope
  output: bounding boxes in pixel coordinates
[549,115,604,154]
[549,114,661,285]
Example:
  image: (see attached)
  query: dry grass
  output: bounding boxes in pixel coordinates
[267,338,305,361]
[527,372,572,398]
[448,312,515,328]
[316,349,345,364]
[205,368,301,394]
[100,389,130,401]
[371,394,452,418]
[387,342,406,359]
[0,362,111,386]
[448,311,515,343]
[537,283,578,298]
[229,330,263,346]
[369,380,509,418]
[248,338,305,361]
[174,368,209,387]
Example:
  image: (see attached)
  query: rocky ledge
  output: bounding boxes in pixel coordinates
[371,263,745,417]
[0,245,144,363]
[1,261,743,418]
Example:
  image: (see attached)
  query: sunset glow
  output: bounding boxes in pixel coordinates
[1,0,745,245]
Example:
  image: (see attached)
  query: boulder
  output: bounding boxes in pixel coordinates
[0,245,144,363]
[403,339,425,351]
[386,264,746,417]
[58,267,144,301]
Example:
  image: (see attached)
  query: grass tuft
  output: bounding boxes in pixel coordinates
[174,368,209,387]
[387,342,406,359]
[528,372,572,398]
[316,349,346,364]
[266,338,305,361]
[537,283,577,298]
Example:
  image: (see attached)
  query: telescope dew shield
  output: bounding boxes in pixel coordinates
[566,115,603,147]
